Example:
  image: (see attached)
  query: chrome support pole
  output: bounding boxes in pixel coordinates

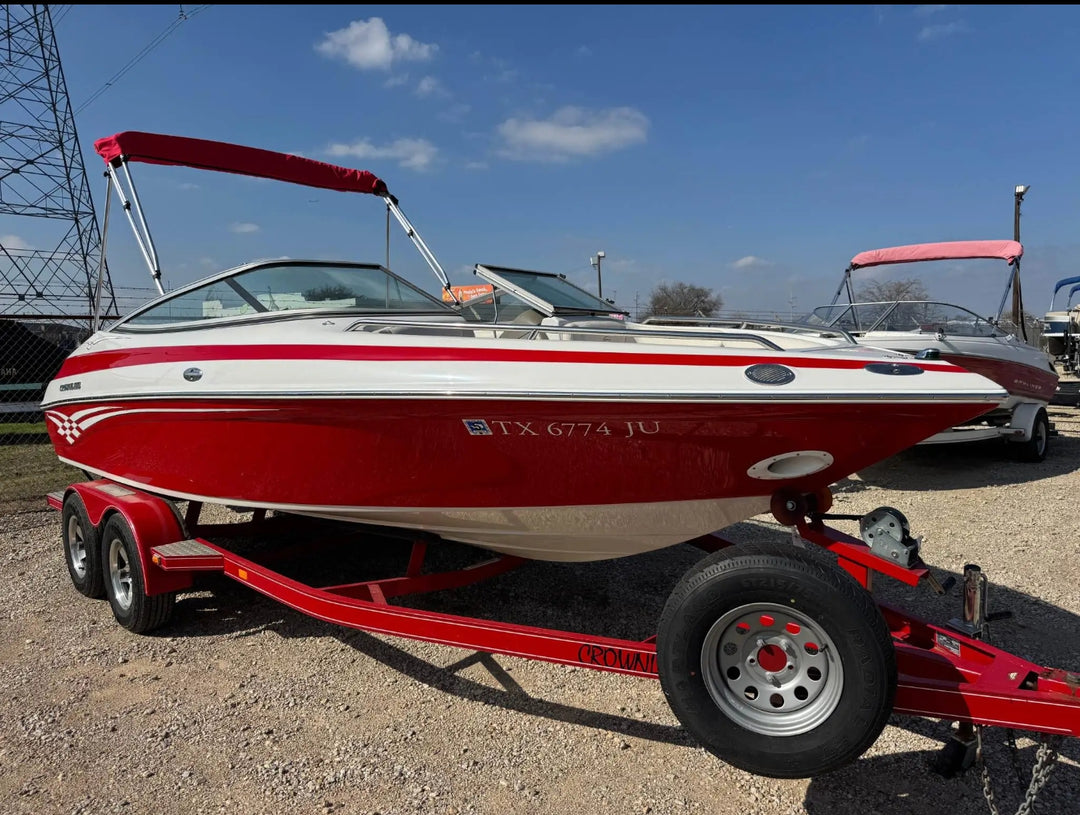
[91,173,114,333]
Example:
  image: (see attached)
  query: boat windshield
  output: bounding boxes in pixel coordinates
[472,265,629,318]
[115,261,455,329]
[809,301,1005,337]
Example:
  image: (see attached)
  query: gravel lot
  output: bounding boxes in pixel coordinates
[3,406,1080,815]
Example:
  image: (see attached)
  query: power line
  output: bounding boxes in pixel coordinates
[74,5,212,115]
[50,5,73,26]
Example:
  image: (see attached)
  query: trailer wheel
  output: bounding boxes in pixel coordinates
[61,492,105,599]
[1011,407,1049,463]
[100,514,175,634]
[656,540,896,778]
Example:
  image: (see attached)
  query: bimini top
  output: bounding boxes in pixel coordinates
[1051,275,1080,299]
[93,131,391,198]
[849,240,1023,270]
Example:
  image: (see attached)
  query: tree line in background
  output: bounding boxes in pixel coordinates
[641,278,928,321]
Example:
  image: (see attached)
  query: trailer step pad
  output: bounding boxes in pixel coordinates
[151,540,225,571]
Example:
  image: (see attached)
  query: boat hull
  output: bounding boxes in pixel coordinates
[858,332,1058,406]
[45,394,996,560]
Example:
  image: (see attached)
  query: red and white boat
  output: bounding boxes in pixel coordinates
[42,133,1080,785]
[41,132,1008,561]
[810,241,1059,461]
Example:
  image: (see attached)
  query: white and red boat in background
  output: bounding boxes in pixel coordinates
[41,131,1008,562]
[809,241,1059,461]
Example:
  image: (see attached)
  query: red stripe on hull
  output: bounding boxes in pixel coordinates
[46,397,994,511]
[54,343,963,379]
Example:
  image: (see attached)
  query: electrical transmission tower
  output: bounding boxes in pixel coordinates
[0,3,115,322]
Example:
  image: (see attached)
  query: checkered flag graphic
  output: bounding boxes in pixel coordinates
[46,411,82,444]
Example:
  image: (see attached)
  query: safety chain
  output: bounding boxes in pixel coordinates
[977,725,1063,815]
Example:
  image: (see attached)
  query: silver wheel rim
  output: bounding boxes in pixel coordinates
[66,515,87,579]
[106,535,133,611]
[1036,420,1047,455]
[701,602,843,736]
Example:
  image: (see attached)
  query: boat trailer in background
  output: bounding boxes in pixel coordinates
[49,481,1078,803]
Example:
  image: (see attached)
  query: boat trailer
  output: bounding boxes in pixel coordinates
[49,480,1079,800]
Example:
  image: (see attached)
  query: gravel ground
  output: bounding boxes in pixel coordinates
[3,407,1080,815]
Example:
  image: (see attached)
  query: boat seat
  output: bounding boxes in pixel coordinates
[354,315,473,337]
[497,308,545,339]
[540,316,636,343]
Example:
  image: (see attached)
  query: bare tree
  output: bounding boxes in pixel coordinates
[856,278,929,302]
[646,282,723,318]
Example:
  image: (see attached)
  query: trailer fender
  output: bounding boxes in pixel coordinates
[63,481,192,596]
[1009,401,1043,442]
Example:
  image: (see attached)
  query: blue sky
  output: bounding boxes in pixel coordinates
[11,4,1080,318]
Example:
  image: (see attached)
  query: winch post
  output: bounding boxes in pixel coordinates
[931,564,990,777]
[950,564,988,639]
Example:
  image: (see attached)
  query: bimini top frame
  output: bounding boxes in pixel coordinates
[1049,275,1080,311]
[828,240,1025,333]
[89,130,457,328]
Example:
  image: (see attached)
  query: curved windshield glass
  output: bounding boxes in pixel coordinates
[811,301,1003,337]
[117,262,454,328]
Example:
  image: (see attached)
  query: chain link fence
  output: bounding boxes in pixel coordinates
[0,286,158,506]
[1,315,90,435]
[0,315,91,509]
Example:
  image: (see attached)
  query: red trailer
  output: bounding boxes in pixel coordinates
[50,480,1078,798]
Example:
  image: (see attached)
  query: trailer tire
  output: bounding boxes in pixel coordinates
[100,514,175,634]
[1011,407,1049,463]
[61,492,105,599]
[657,540,896,778]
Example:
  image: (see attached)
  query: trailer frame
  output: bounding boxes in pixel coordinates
[47,480,1080,765]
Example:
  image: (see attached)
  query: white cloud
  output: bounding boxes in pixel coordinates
[914,5,948,15]
[415,76,449,98]
[917,20,968,41]
[229,223,260,234]
[316,18,438,71]
[1,234,32,250]
[732,256,773,270]
[496,106,649,162]
[465,160,488,171]
[384,74,410,88]
[326,138,438,172]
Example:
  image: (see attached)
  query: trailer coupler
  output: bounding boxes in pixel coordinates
[790,511,1080,738]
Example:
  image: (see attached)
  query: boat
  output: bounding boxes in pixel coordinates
[1042,275,1080,374]
[40,131,1009,562]
[808,241,1059,461]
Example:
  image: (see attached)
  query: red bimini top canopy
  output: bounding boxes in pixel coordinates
[849,240,1023,270]
[93,131,391,198]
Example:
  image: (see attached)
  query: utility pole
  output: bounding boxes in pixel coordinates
[1012,185,1029,331]
[590,251,605,298]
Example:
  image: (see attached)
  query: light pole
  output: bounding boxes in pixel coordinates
[590,250,605,298]
[1012,185,1029,330]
